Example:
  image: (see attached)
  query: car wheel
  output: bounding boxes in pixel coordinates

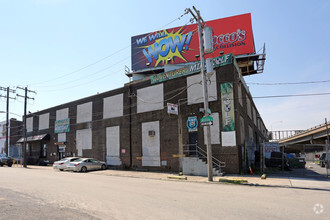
[0,164,3,167]
[321,162,325,167]
[8,163,12,167]
[101,164,106,170]
[59,169,64,171]
[81,166,87,172]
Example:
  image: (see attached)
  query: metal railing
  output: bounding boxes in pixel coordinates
[183,144,226,172]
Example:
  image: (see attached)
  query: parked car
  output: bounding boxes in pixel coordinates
[319,153,330,168]
[0,153,13,167]
[53,157,80,171]
[66,158,107,172]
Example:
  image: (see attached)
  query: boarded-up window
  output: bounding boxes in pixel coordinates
[77,102,92,123]
[246,95,252,119]
[39,113,49,130]
[203,112,220,144]
[187,73,217,105]
[142,121,160,167]
[26,117,33,132]
[137,84,163,113]
[76,129,92,157]
[103,94,123,119]
[56,108,69,121]
[106,126,121,165]
[240,115,245,145]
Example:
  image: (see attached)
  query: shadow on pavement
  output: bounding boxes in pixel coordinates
[265,162,329,180]
[245,182,330,192]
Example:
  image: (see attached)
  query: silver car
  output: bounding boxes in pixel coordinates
[66,158,107,172]
[53,157,80,171]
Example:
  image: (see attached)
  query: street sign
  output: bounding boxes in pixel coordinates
[201,121,213,126]
[167,103,178,115]
[200,116,213,126]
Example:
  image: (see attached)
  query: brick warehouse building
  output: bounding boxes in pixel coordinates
[19,13,269,174]
[19,53,268,174]
[1,118,23,157]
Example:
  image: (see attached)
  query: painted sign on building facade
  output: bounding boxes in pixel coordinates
[54,118,70,134]
[150,53,232,84]
[221,82,236,146]
[131,13,254,71]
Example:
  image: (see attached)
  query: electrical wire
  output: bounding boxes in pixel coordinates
[27,12,189,87]
[33,16,194,91]
[253,92,330,99]
[7,89,330,137]
[246,79,330,85]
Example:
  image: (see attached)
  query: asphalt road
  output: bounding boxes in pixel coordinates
[1,166,329,219]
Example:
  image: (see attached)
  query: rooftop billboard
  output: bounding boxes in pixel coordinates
[131,13,255,71]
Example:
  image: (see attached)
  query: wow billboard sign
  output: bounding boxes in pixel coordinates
[131,13,255,71]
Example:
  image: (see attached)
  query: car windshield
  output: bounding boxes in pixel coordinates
[0,154,6,158]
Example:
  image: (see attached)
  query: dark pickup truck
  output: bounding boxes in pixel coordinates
[0,153,13,167]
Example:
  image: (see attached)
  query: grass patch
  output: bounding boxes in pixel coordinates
[219,179,248,184]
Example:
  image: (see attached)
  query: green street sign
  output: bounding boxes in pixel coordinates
[200,116,213,126]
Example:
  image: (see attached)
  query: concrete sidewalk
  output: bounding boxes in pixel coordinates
[22,165,330,191]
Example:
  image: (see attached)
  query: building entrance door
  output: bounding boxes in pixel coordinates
[189,132,198,156]
[58,145,66,160]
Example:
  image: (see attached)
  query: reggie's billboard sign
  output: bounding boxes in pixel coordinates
[131,13,254,71]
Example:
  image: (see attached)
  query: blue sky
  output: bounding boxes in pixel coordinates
[1,0,330,131]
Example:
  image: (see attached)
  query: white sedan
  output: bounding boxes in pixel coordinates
[53,157,80,171]
[66,158,107,172]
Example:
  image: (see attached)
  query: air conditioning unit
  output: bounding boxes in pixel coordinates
[148,130,155,137]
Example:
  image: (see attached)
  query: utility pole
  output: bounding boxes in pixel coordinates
[186,6,213,181]
[0,86,16,156]
[17,87,36,168]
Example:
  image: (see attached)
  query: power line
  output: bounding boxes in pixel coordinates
[247,79,330,85]
[11,87,330,138]
[40,68,124,92]
[253,92,330,99]
[28,12,189,87]
[25,78,330,121]
[34,18,194,91]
